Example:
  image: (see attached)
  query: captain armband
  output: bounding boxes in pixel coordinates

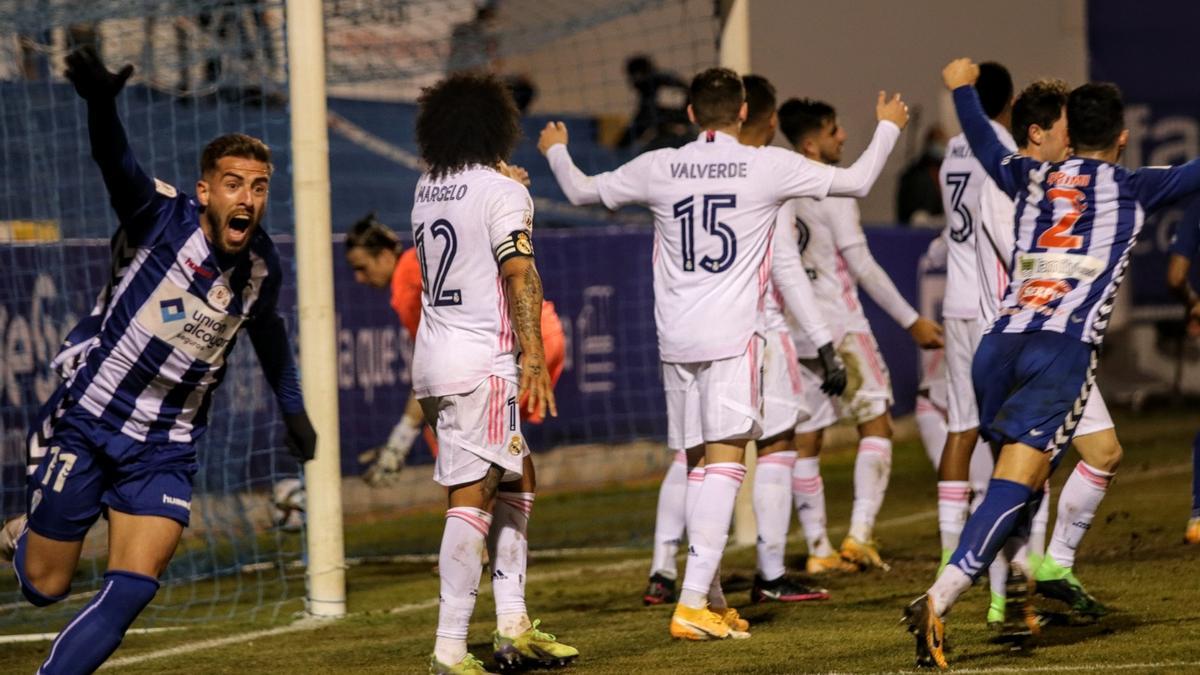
[494,229,535,264]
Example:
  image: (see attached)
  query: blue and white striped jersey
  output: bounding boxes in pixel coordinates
[953,86,1200,345]
[62,105,303,444]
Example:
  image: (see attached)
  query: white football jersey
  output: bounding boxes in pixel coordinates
[788,195,871,356]
[410,167,531,397]
[591,130,838,363]
[976,178,1016,325]
[937,121,1016,320]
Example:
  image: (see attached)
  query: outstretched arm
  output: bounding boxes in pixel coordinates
[943,58,1024,197]
[502,255,557,419]
[825,92,908,197]
[540,122,603,205]
[65,47,159,236]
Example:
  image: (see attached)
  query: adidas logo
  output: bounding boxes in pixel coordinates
[687,545,698,557]
[493,569,508,580]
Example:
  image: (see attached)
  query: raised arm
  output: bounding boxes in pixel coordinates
[943,58,1024,198]
[539,122,603,205]
[64,47,158,235]
[826,92,908,198]
[245,275,316,463]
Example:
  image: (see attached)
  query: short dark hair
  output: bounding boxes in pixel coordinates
[777,98,836,147]
[345,212,399,256]
[742,74,776,128]
[626,55,653,78]
[1011,79,1069,148]
[416,72,520,179]
[689,67,744,128]
[976,61,1014,119]
[201,133,272,176]
[1068,82,1125,152]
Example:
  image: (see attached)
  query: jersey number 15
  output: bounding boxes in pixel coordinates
[673,194,738,273]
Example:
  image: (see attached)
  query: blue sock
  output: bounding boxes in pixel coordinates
[13,528,68,607]
[39,570,159,675]
[1192,431,1200,519]
[948,479,1033,581]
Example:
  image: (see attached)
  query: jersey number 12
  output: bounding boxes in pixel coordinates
[415,220,463,307]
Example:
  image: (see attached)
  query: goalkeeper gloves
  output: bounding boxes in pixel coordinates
[283,411,317,463]
[64,45,133,101]
[815,342,848,397]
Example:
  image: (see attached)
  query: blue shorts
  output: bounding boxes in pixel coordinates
[26,406,198,541]
[972,331,1094,458]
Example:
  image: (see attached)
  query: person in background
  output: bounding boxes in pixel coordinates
[897,125,949,226]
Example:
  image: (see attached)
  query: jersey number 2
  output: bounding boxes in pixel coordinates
[1037,187,1086,250]
[415,220,463,307]
[673,194,737,273]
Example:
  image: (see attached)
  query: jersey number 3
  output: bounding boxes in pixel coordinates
[415,220,463,307]
[673,194,737,273]
[1037,187,1086,250]
[944,172,973,243]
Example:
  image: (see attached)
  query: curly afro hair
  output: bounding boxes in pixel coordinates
[416,72,521,180]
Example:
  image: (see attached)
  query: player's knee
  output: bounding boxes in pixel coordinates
[103,569,161,616]
[1087,442,1122,473]
[14,537,70,606]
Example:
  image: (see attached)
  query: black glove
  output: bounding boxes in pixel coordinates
[283,411,317,463]
[64,45,134,101]
[816,342,847,397]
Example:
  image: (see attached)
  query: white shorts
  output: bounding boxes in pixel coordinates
[761,330,811,439]
[664,337,764,449]
[794,362,839,434]
[945,318,983,433]
[794,331,892,431]
[1074,385,1115,437]
[424,375,528,487]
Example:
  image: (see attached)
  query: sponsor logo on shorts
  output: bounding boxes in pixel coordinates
[162,494,192,512]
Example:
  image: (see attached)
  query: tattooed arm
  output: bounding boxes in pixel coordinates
[500,255,557,419]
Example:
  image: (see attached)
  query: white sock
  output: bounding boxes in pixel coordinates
[491,492,534,637]
[1028,482,1051,561]
[849,437,892,542]
[435,506,493,665]
[968,439,994,511]
[679,462,745,608]
[1047,462,1113,570]
[928,565,973,617]
[650,451,688,579]
[988,547,1008,600]
[793,456,833,557]
[754,451,796,580]
[916,397,946,469]
[386,416,422,459]
[685,463,706,519]
[937,481,971,553]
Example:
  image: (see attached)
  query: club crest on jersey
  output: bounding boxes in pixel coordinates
[207,284,233,310]
[160,298,186,322]
[508,435,523,456]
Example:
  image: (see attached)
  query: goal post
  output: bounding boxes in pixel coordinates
[286,0,346,618]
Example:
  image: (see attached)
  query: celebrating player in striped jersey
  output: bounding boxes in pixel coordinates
[905,59,1200,670]
[979,80,1117,622]
[776,98,944,574]
[0,47,317,674]
[541,67,907,641]
[413,73,578,675]
[1165,197,1200,545]
[640,75,835,607]
[934,62,1015,589]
